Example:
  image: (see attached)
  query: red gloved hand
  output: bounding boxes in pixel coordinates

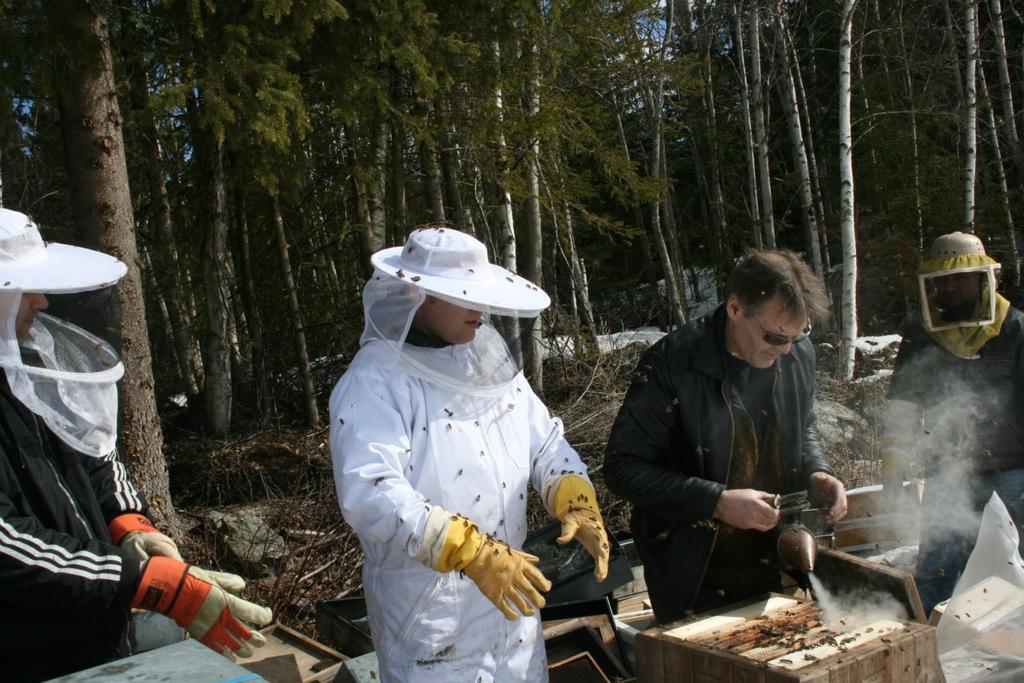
[131,556,273,658]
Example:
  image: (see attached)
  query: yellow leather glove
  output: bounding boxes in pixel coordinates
[880,435,912,483]
[424,511,550,620]
[553,475,610,582]
[879,434,915,512]
[880,399,919,495]
[461,534,552,620]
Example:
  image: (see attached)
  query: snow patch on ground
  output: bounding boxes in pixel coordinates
[543,327,667,359]
[596,327,667,352]
[854,335,902,354]
[853,368,893,384]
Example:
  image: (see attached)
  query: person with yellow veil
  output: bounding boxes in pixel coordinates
[881,231,1024,614]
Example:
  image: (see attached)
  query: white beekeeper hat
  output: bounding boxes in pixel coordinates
[0,208,127,292]
[370,227,550,317]
[0,209,126,457]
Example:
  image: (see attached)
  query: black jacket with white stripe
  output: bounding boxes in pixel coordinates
[0,377,145,682]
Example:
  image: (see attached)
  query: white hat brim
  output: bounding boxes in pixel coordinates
[0,243,127,293]
[372,247,550,316]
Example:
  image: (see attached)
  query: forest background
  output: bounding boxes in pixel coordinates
[1,0,1022,637]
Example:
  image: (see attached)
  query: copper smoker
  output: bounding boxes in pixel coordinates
[772,490,833,574]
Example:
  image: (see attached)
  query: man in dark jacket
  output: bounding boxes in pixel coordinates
[604,249,847,625]
[881,231,1024,615]
[0,209,272,681]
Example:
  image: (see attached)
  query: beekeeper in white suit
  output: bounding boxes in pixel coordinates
[330,227,610,682]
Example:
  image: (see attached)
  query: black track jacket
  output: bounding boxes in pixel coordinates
[0,377,145,682]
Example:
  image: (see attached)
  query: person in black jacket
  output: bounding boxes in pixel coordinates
[880,231,1024,615]
[0,209,272,681]
[604,249,847,625]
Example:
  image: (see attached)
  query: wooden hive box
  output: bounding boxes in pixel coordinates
[236,623,347,683]
[834,483,923,555]
[634,594,945,682]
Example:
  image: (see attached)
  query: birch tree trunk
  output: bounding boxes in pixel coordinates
[270,195,319,427]
[839,0,860,380]
[962,0,979,232]
[979,69,1021,286]
[543,154,598,350]
[749,4,776,248]
[345,125,385,277]
[523,27,544,390]
[648,0,686,329]
[987,0,1024,182]
[608,88,661,319]
[787,23,830,272]
[560,203,599,351]
[491,39,522,366]
[854,31,883,214]
[775,8,823,277]
[139,245,179,375]
[53,0,179,533]
[897,0,925,253]
[732,1,762,247]
[698,12,729,274]
[370,121,388,245]
[561,201,598,350]
[611,93,653,276]
[438,98,473,235]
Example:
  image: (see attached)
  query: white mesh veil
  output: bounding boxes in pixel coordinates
[0,291,123,455]
[359,228,549,398]
[0,210,127,457]
[360,272,525,398]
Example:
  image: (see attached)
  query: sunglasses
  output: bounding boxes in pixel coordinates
[755,318,812,346]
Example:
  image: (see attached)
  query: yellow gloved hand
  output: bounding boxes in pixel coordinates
[880,436,912,483]
[553,476,610,582]
[461,535,552,620]
[880,435,914,512]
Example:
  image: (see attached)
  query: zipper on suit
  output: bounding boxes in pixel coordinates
[32,419,94,540]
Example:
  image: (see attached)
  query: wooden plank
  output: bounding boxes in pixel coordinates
[236,623,345,683]
[834,521,920,550]
[813,546,927,623]
[765,619,904,670]
[843,483,923,519]
[688,640,751,683]
[664,596,803,641]
[548,651,611,683]
[635,629,666,682]
[834,484,922,554]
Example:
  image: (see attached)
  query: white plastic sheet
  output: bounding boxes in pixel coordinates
[938,493,1024,681]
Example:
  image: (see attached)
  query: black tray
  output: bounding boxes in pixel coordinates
[523,521,634,606]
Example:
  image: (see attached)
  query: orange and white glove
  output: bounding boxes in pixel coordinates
[553,475,610,582]
[131,556,273,658]
[109,513,182,562]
